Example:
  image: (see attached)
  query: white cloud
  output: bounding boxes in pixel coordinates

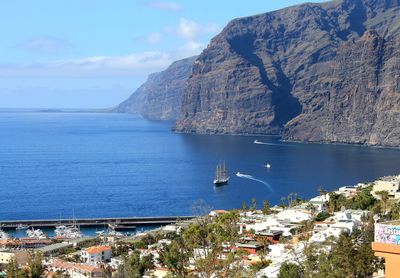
[178,18,199,40]
[0,51,173,78]
[1,18,220,79]
[147,32,162,44]
[165,18,220,40]
[148,1,182,12]
[182,41,205,55]
[16,37,71,53]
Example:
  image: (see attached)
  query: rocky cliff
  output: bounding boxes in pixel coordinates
[115,56,197,121]
[174,0,400,146]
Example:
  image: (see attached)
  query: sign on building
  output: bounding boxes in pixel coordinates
[375,223,400,245]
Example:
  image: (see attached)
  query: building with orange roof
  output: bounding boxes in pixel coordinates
[372,221,400,278]
[47,258,105,278]
[81,245,112,265]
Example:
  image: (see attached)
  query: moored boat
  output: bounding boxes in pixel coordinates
[108,223,136,231]
[55,225,83,239]
[0,228,9,239]
[26,228,47,239]
[16,224,30,230]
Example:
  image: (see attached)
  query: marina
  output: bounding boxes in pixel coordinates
[0,216,195,229]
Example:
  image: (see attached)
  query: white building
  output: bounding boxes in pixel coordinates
[371,175,400,199]
[336,186,358,198]
[309,210,361,243]
[276,209,313,223]
[309,194,330,212]
[81,246,112,265]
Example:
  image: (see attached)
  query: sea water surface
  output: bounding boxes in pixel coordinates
[1,111,400,220]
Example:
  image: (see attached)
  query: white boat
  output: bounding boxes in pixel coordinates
[0,229,9,239]
[95,230,106,236]
[265,164,271,168]
[26,228,47,240]
[55,225,83,239]
[214,161,229,186]
[107,230,124,237]
[16,224,30,230]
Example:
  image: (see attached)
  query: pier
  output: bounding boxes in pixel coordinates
[0,216,196,229]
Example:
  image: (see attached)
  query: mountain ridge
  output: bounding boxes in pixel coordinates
[114,56,197,121]
[173,0,400,147]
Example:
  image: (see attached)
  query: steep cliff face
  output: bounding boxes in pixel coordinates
[174,0,400,146]
[115,56,197,121]
[285,30,400,146]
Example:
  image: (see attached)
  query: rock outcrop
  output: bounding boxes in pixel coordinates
[115,56,197,121]
[174,0,400,146]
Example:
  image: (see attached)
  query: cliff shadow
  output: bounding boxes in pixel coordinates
[228,33,302,128]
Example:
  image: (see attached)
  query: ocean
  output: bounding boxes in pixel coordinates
[1,111,399,220]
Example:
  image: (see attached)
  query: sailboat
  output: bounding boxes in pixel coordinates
[55,210,83,239]
[213,161,229,186]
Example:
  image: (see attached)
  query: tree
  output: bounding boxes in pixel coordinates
[28,252,44,278]
[117,251,154,278]
[140,233,157,246]
[388,202,400,220]
[103,265,113,278]
[375,190,390,214]
[348,186,376,210]
[300,220,383,278]
[278,262,303,278]
[305,203,315,215]
[6,258,25,278]
[327,192,347,213]
[296,220,314,235]
[318,186,327,197]
[159,239,189,277]
[251,198,257,211]
[280,197,286,209]
[315,211,330,222]
[160,210,243,278]
[262,200,271,215]
[51,272,71,278]
[250,259,271,273]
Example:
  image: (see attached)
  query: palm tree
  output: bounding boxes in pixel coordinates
[305,203,316,216]
[280,197,286,208]
[318,186,328,198]
[376,190,390,215]
[389,202,400,220]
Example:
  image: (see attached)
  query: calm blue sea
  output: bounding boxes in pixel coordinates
[0,112,399,220]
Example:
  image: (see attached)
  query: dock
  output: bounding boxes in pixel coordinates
[0,216,196,229]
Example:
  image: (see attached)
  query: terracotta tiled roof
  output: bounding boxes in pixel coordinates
[74,264,103,273]
[49,259,104,274]
[84,245,112,254]
[213,210,228,213]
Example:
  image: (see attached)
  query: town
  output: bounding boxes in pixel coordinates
[1,174,400,278]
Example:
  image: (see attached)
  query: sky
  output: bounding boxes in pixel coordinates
[0,0,327,109]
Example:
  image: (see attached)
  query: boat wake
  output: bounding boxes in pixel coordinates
[254,140,282,146]
[236,172,273,192]
[254,139,294,147]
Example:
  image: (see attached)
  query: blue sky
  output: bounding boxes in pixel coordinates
[0,0,327,108]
